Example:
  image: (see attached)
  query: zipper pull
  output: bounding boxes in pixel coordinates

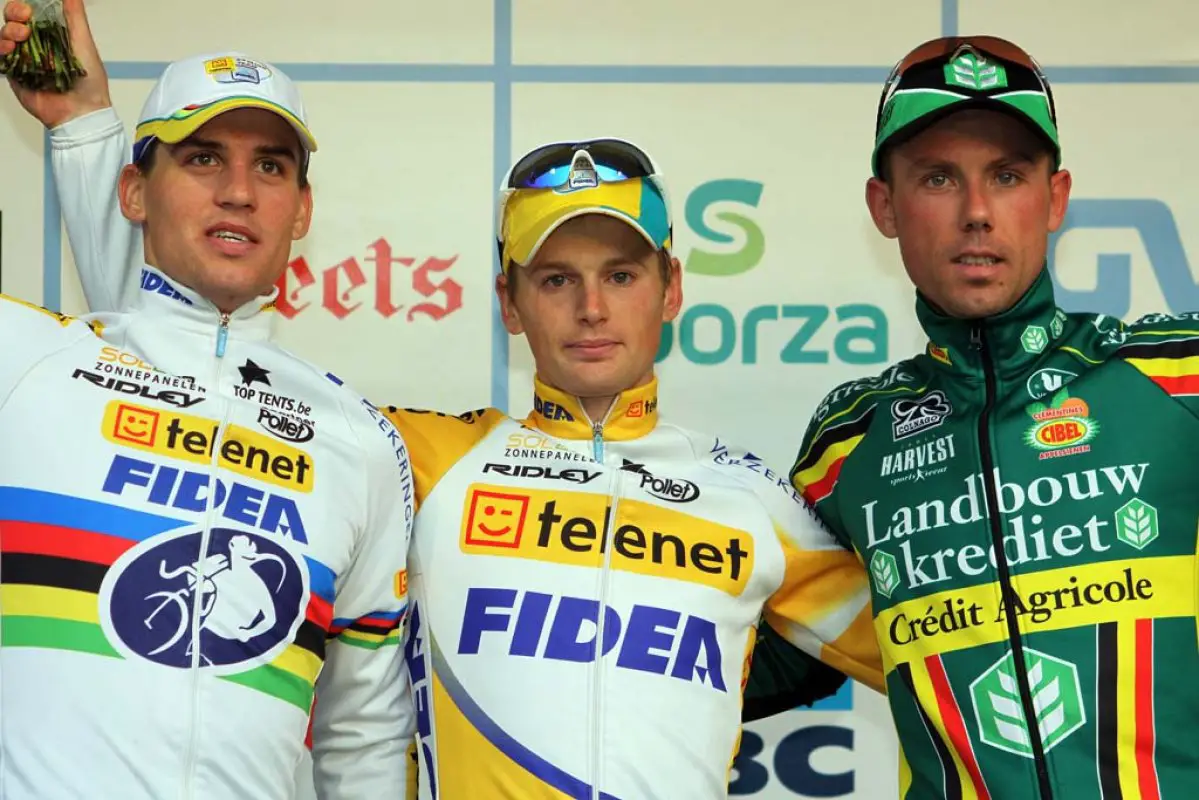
[592,423,604,462]
[215,313,230,358]
[969,325,983,351]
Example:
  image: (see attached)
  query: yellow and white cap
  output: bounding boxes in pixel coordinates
[132,52,316,163]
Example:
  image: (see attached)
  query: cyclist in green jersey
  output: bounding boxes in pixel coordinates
[744,34,1199,799]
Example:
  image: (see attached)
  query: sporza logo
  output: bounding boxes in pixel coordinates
[684,179,765,277]
[657,179,888,367]
[98,527,307,673]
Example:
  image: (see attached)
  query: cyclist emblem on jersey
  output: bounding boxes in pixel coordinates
[891,390,952,440]
[99,527,307,673]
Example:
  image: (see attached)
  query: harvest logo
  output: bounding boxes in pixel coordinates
[102,401,315,492]
[1024,389,1099,460]
[459,485,753,595]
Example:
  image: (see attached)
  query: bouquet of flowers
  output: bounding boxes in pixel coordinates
[0,0,87,92]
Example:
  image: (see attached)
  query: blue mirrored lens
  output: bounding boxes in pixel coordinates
[523,163,630,188]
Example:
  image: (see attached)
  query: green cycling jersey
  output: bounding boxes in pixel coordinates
[747,268,1199,799]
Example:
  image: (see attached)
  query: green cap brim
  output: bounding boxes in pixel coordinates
[872,91,1059,178]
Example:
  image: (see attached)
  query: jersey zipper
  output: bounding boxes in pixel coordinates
[585,399,620,800]
[970,324,1054,800]
[179,312,234,799]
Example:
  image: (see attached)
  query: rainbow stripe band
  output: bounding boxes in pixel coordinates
[0,487,336,711]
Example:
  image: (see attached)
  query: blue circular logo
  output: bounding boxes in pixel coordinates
[99,527,308,674]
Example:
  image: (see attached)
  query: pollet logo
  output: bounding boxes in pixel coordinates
[684,179,765,276]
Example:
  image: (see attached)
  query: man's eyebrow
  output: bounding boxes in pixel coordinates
[171,136,223,152]
[256,144,300,163]
[169,138,300,163]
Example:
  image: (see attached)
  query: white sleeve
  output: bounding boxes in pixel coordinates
[0,295,95,406]
[309,397,417,797]
[49,107,141,313]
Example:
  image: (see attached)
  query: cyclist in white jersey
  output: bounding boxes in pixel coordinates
[0,11,415,797]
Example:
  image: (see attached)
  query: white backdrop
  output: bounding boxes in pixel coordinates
[4,0,1199,797]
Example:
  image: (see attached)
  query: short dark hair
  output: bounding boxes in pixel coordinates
[135,139,311,188]
[505,247,672,298]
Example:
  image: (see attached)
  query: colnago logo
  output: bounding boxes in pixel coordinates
[102,401,315,493]
[458,484,753,596]
[879,433,956,486]
[864,462,1150,595]
[891,390,951,440]
[457,588,727,692]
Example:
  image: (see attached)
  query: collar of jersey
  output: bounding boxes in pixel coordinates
[916,267,1066,380]
[132,264,275,343]
[524,375,659,441]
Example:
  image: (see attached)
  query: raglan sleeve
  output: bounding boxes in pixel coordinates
[309,397,416,797]
[0,295,92,406]
[49,107,141,312]
[740,411,885,723]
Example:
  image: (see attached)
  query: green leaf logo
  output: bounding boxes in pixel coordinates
[944,52,1009,91]
[970,649,1086,757]
[1115,498,1159,549]
[1021,325,1049,354]
[869,550,900,599]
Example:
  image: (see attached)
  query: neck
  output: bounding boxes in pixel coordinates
[527,373,660,442]
[916,268,1067,380]
[580,395,618,425]
[142,251,270,315]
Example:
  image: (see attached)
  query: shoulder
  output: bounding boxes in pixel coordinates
[382,405,509,449]
[0,293,103,342]
[789,358,935,505]
[249,347,412,476]
[680,426,808,507]
[382,405,511,506]
[808,358,927,426]
[1099,310,1199,393]
[1111,310,1199,354]
[798,358,928,458]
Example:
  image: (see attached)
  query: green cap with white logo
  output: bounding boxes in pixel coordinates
[871,36,1060,178]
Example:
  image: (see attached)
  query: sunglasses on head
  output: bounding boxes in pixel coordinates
[505,138,659,190]
[875,35,1057,134]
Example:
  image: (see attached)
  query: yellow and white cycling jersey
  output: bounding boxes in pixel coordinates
[387,379,883,799]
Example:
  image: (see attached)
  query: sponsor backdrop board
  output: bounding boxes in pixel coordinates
[3,0,1198,797]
